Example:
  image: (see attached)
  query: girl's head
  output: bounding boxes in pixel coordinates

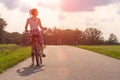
[29,8,38,16]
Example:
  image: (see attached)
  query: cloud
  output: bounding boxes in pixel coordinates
[0,0,119,13]
[118,10,120,14]
[59,0,119,12]
[58,14,66,21]
[85,17,99,26]
[100,18,114,22]
[37,1,58,10]
[0,0,19,10]
[117,4,120,14]
[19,4,32,12]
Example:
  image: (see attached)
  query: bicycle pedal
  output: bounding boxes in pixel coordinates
[42,54,46,57]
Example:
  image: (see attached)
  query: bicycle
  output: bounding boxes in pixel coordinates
[32,35,42,66]
[25,28,51,66]
[25,30,43,66]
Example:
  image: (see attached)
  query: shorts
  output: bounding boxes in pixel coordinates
[29,29,44,44]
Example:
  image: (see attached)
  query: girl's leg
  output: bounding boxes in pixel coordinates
[31,44,35,65]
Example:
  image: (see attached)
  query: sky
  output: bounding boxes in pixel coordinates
[0,0,120,40]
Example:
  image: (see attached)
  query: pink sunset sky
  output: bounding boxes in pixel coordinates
[0,0,120,40]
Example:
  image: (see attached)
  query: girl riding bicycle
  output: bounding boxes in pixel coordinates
[25,8,46,65]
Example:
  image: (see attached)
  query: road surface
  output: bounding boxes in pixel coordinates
[0,46,120,80]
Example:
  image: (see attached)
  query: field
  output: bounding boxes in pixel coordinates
[0,44,31,73]
[77,45,120,60]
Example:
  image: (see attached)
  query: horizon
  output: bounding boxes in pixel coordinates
[0,0,120,40]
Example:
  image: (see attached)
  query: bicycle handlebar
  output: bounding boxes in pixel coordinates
[25,28,54,35]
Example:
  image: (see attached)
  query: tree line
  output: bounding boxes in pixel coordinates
[0,18,119,45]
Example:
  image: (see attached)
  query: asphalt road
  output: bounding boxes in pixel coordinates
[0,46,120,80]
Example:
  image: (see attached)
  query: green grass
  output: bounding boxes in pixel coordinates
[0,44,31,73]
[77,45,120,60]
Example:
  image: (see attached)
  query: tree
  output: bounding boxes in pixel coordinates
[0,18,7,43]
[73,28,83,45]
[21,31,30,46]
[108,33,119,45]
[84,27,104,45]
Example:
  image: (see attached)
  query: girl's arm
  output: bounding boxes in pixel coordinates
[25,19,29,32]
[38,18,46,30]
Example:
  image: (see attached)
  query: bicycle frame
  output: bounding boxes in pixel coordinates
[25,30,45,66]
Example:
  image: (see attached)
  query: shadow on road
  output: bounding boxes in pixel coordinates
[17,65,45,76]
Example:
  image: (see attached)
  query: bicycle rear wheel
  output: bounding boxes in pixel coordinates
[35,44,42,66]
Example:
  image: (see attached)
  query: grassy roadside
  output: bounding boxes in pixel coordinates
[76,45,120,60]
[0,44,31,73]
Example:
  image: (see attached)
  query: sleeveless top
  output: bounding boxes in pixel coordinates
[28,17,44,44]
[28,17,39,30]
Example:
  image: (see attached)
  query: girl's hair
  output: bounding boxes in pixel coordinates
[29,8,38,16]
